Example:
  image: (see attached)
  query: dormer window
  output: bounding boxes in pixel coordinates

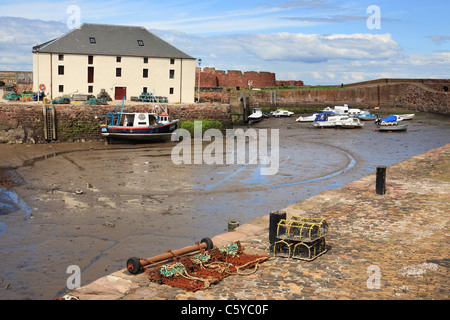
[137,40,144,46]
[89,37,96,44]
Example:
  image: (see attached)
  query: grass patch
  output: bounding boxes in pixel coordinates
[179,119,224,134]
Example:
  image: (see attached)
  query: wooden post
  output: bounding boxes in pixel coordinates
[269,211,286,251]
[376,166,386,195]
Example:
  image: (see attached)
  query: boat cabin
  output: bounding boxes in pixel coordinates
[121,113,159,127]
[158,112,171,125]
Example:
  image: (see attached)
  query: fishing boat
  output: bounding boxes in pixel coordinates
[100,98,178,142]
[270,109,294,117]
[248,108,263,123]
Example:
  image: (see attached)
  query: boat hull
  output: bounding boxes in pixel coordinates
[101,121,178,142]
[248,116,262,122]
[358,115,377,121]
[377,124,408,132]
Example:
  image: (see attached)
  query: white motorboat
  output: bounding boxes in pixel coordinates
[394,114,415,120]
[312,112,348,128]
[377,124,408,132]
[321,104,363,116]
[270,109,294,117]
[335,117,364,128]
[357,110,378,121]
[296,113,318,122]
[248,108,263,123]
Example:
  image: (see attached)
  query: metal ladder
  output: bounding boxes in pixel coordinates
[43,104,57,141]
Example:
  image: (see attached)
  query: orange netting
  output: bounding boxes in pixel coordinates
[144,241,268,292]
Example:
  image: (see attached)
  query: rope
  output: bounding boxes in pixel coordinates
[173,266,213,290]
[235,257,268,276]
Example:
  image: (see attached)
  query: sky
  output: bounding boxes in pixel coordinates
[0,0,449,85]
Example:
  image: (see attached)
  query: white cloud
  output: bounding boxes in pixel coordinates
[1,17,449,85]
[0,17,68,70]
[235,33,400,63]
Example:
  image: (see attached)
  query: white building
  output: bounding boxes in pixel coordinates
[33,23,196,103]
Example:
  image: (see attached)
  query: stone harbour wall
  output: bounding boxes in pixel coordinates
[229,82,449,115]
[0,103,231,144]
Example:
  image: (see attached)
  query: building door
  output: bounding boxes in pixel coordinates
[115,87,126,100]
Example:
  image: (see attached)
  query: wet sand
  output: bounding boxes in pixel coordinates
[0,112,449,299]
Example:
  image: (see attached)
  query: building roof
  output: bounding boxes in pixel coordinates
[32,23,194,59]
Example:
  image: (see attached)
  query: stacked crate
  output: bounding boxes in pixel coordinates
[137,92,168,103]
[273,217,329,261]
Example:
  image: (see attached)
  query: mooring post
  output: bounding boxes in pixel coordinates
[269,210,286,251]
[376,166,386,195]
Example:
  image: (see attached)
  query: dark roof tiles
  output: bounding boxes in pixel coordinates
[33,23,194,59]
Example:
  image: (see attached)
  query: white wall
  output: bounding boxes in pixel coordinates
[33,52,195,103]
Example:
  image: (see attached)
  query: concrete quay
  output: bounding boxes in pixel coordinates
[64,144,449,301]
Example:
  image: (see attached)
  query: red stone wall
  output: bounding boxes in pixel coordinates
[196,67,277,88]
[276,80,304,87]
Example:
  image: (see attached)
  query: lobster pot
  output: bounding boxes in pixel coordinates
[273,240,294,258]
[292,238,327,261]
[276,217,329,242]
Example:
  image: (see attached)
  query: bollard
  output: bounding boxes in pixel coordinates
[228,220,239,232]
[269,211,286,251]
[376,166,386,195]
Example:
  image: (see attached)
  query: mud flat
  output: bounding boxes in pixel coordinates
[0,113,449,299]
[68,143,450,301]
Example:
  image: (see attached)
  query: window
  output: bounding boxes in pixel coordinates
[116,56,121,63]
[170,58,175,64]
[88,67,94,83]
[143,87,147,93]
[169,69,175,79]
[137,40,144,46]
[58,65,64,75]
[89,37,96,44]
[58,54,64,61]
[88,86,93,93]
[88,55,93,64]
[143,57,148,63]
[116,68,122,77]
[143,69,148,78]
[59,85,64,92]
[169,87,174,95]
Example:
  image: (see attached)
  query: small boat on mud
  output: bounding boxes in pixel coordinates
[248,108,263,123]
[375,115,404,126]
[312,112,348,128]
[357,110,378,121]
[394,113,415,120]
[336,117,364,128]
[270,109,294,117]
[377,124,408,132]
[296,113,318,122]
[100,99,178,142]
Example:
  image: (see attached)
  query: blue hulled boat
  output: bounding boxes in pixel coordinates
[101,99,178,142]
